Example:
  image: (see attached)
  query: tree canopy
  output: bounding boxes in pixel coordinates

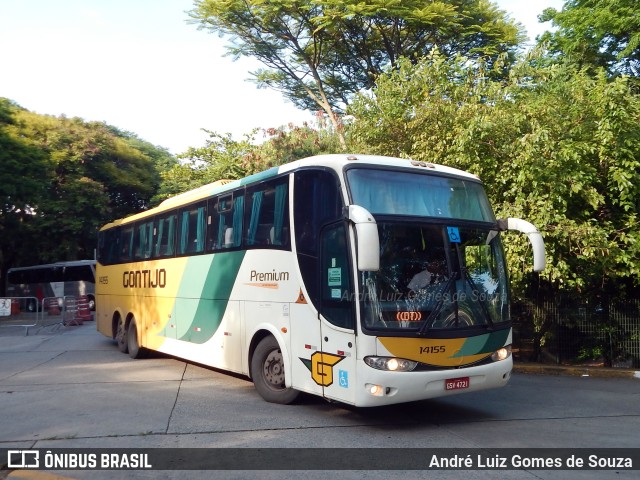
[348,51,640,297]
[161,121,339,200]
[189,0,525,146]
[4,1,640,305]
[0,99,176,281]
[539,0,640,79]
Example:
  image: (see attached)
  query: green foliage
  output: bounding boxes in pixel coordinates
[0,99,50,273]
[163,122,340,200]
[105,126,177,176]
[241,121,342,174]
[539,0,640,79]
[159,130,257,202]
[189,0,525,146]
[0,99,176,280]
[347,50,640,297]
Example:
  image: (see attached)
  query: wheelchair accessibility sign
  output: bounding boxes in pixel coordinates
[338,370,349,388]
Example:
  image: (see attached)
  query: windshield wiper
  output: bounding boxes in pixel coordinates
[461,270,495,330]
[417,274,457,336]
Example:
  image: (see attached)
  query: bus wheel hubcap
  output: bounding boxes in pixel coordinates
[263,350,284,388]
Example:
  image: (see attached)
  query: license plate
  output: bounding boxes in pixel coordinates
[445,377,470,391]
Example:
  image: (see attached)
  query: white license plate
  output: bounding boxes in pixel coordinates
[445,377,470,391]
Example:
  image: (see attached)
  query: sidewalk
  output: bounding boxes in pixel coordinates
[513,362,640,379]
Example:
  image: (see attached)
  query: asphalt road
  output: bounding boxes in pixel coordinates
[0,322,638,480]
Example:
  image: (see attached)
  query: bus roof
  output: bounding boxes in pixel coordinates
[7,260,96,272]
[283,154,479,179]
[100,154,480,230]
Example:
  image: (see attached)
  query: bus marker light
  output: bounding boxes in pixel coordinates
[367,384,384,396]
[281,327,287,333]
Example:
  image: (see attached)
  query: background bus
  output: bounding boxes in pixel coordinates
[96,154,544,407]
[6,260,96,312]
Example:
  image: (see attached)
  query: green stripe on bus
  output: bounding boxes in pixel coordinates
[178,250,246,344]
[239,167,279,186]
[453,328,510,357]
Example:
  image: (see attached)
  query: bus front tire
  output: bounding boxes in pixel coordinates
[250,336,299,405]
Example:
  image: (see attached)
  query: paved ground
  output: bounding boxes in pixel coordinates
[0,321,638,480]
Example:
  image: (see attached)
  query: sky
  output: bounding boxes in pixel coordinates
[0,0,564,155]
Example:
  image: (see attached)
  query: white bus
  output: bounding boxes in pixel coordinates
[6,260,97,311]
[96,154,544,407]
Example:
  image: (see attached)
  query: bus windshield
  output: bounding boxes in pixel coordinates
[347,168,495,222]
[360,223,510,333]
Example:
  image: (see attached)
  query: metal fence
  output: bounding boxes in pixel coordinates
[0,296,91,334]
[512,298,640,368]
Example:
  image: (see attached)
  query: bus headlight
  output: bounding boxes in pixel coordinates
[364,356,418,372]
[491,345,512,362]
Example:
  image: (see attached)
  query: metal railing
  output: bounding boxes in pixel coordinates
[0,296,89,335]
[512,298,640,368]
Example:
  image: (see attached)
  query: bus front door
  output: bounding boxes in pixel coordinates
[319,321,357,404]
[318,222,357,405]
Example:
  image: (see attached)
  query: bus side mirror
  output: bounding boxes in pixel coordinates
[498,217,546,272]
[348,205,380,272]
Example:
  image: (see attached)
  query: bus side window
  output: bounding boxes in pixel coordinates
[230,195,244,248]
[137,221,154,260]
[209,193,244,251]
[154,213,177,258]
[132,221,153,261]
[245,177,290,249]
[178,202,206,255]
[98,227,120,265]
[119,226,135,263]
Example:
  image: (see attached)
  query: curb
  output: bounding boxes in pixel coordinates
[513,362,640,379]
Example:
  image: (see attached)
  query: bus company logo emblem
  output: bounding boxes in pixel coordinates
[299,352,344,386]
[396,311,422,322]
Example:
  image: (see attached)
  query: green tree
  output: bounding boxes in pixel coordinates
[160,130,258,201]
[0,99,176,282]
[0,99,49,282]
[241,120,342,174]
[189,0,524,147]
[539,0,640,79]
[348,51,640,297]
[165,121,340,200]
[105,126,177,182]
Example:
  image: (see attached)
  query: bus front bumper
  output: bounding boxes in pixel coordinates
[352,357,513,407]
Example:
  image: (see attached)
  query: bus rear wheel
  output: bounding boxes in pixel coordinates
[251,336,299,404]
[127,317,146,359]
[116,317,128,354]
